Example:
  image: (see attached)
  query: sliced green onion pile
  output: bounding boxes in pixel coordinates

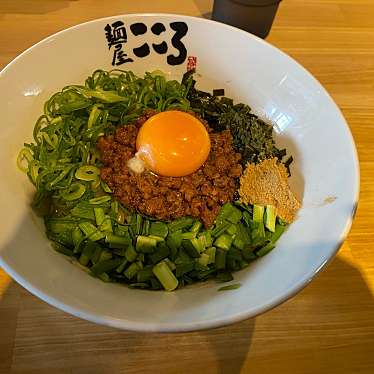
[46,200,286,291]
[18,69,191,207]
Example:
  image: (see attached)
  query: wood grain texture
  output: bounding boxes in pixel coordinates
[1,0,373,373]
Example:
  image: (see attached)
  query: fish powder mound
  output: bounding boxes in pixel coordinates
[239,158,300,223]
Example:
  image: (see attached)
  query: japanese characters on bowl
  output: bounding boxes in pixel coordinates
[104,20,189,66]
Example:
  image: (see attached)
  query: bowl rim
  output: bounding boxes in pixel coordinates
[0,13,360,332]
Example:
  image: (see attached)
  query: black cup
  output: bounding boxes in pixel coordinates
[212,0,282,38]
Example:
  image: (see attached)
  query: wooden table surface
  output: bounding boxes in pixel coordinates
[1,0,374,373]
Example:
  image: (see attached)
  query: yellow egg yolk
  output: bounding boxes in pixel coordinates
[135,111,211,177]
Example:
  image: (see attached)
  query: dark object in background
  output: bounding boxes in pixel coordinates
[212,0,282,38]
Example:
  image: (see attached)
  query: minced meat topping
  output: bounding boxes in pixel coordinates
[97,114,242,227]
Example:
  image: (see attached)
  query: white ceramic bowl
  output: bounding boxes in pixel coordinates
[0,14,359,332]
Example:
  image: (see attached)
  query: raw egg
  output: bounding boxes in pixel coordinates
[136,111,211,177]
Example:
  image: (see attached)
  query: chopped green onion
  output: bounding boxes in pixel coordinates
[98,273,111,282]
[214,233,233,251]
[91,246,104,264]
[91,258,122,275]
[136,214,143,235]
[72,227,83,247]
[17,148,33,172]
[113,223,126,235]
[198,230,213,248]
[211,222,231,238]
[142,220,150,236]
[99,250,112,262]
[84,88,127,103]
[149,221,168,238]
[116,258,128,273]
[176,262,194,277]
[256,242,275,257]
[215,203,232,222]
[125,245,138,262]
[253,205,265,223]
[168,217,194,232]
[252,205,265,242]
[112,247,126,257]
[182,240,200,258]
[128,282,150,289]
[148,235,164,243]
[204,247,216,264]
[52,242,73,256]
[149,242,170,263]
[242,211,252,227]
[94,207,105,226]
[29,161,40,183]
[62,183,86,201]
[71,203,95,221]
[226,224,237,236]
[105,233,131,247]
[191,221,202,234]
[75,165,100,181]
[117,208,126,225]
[242,250,257,262]
[190,237,204,253]
[99,216,113,233]
[216,203,242,224]
[166,230,183,252]
[235,223,251,245]
[227,208,242,224]
[175,248,192,264]
[45,218,77,234]
[150,69,166,78]
[93,179,104,191]
[251,221,266,244]
[216,271,234,282]
[233,237,245,250]
[218,283,241,291]
[111,201,119,215]
[136,236,157,253]
[163,258,176,271]
[227,247,242,261]
[265,205,276,232]
[271,223,286,243]
[124,262,141,280]
[197,253,210,267]
[78,222,105,241]
[79,241,97,265]
[137,266,154,282]
[87,104,101,129]
[89,195,111,205]
[152,261,179,291]
[277,217,288,226]
[101,180,112,193]
[73,234,85,254]
[181,232,196,240]
[215,249,226,270]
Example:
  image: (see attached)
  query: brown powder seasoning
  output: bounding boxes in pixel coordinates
[239,158,301,223]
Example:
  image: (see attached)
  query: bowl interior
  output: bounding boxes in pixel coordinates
[0,14,359,332]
